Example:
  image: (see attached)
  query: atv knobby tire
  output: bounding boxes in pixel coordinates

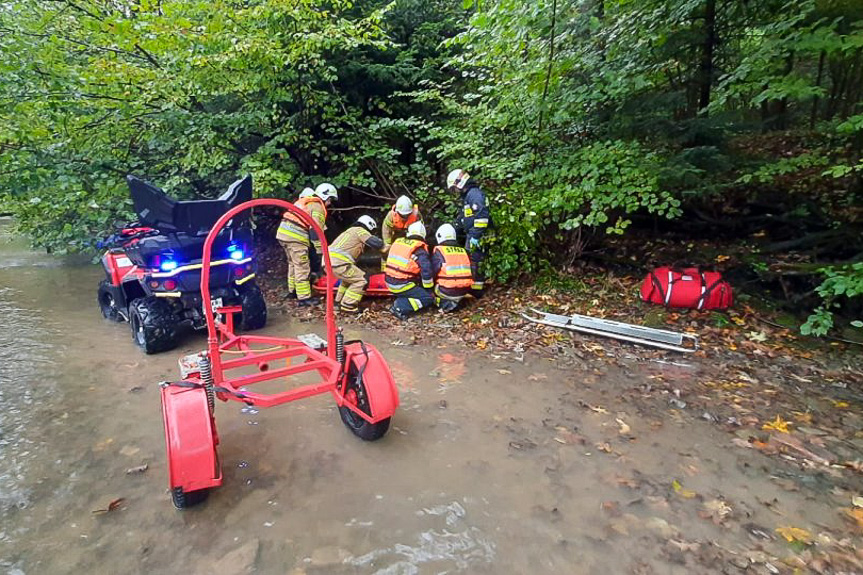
[129,296,179,354]
[238,283,267,331]
[97,280,123,322]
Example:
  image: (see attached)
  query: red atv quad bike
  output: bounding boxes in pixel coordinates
[98,175,266,354]
[159,198,399,508]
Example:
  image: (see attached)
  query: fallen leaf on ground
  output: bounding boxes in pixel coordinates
[672,479,697,499]
[589,405,609,414]
[700,499,732,524]
[92,498,126,515]
[769,434,832,466]
[775,526,812,544]
[847,508,863,530]
[497,369,512,375]
[616,418,631,435]
[527,374,548,381]
[125,464,148,475]
[762,415,792,433]
[596,442,612,453]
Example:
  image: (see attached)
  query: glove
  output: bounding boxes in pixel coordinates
[468,237,481,251]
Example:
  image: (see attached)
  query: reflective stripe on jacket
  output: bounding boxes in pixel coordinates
[434,245,473,289]
[283,196,327,229]
[329,226,371,265]
[383,206,422,247]
[385,238,425,281]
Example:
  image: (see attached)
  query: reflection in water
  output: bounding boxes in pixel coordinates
[349,500,495,574]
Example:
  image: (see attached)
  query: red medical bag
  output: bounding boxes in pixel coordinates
[640,267,732,310]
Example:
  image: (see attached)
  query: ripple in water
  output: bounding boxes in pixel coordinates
[0,287,57,517]
[349,500,496,574]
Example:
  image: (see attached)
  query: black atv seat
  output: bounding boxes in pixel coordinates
[127,175,252,236]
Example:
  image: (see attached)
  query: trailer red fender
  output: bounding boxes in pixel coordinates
[160,384,222,507]
[314,272,392,297]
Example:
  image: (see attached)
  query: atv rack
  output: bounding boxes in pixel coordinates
[521,308,698,353]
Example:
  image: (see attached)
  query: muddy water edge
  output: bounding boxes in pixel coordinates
[0,218,858,575]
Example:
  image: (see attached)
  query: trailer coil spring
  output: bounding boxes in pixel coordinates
[335,328,345,365]
[198,355,215,413]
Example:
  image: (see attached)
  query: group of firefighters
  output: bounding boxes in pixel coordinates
[275,169,490,319]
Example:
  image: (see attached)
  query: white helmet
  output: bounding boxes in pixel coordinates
[394,195,413,216]
[314,182,338,202]
[357,215,377,232]
[406,221,426,240]
[299,187,315,198]
[435,223,457,244]
[447,168,470,190]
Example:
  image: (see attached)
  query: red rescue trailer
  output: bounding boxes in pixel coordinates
[159,198,399,508]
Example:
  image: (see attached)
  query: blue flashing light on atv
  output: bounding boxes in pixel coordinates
[227,242,245,261]
[96,175,268,354]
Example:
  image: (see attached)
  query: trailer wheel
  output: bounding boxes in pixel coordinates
[238,283,267,331]
[171,486,209,509]
[339,361,390,441]
[130,296,179,354]
[98,280,123,322]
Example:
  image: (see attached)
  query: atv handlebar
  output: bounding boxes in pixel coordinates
[199,199,338,379]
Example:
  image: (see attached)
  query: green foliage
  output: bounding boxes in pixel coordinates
[1,0,861,336]
[801,262,863,335]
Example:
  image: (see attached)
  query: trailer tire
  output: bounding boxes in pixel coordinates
[238,283,267,331]
[339,361,390,441]
[129,296,179,354]
[98,280,123,322]
[171,487,209,509]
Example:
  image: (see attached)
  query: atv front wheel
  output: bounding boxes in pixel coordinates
[129,296,179,354]
[238,283,267,331]
[97,280,123,322]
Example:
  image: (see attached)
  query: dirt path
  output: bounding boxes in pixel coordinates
[2,222,862,574]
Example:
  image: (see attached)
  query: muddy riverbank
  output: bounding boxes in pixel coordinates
[1,221,862,574]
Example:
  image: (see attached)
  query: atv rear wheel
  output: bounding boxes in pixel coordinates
[339,360,391,441]
[97,280,123,322]
[129,296,179,354]
[238,283,267,331]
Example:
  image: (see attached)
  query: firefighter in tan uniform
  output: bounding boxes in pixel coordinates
[380,195,423,270]
[328,215,384,313]
[275,183,337,306]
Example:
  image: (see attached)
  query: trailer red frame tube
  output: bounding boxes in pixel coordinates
[199,199,337,383]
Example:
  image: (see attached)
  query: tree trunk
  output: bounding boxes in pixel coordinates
[537,0,558,136]
[697,0,717,114]
[810,50,825,129]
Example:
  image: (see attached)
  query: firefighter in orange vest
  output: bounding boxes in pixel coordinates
[275,182,337,306]
[380,195,423,270]
[296,187,323,280]
[384,221,435,320]
[328,215,384,314]
[431,224,473,312]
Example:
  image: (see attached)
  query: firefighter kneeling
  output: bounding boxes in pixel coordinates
[328,215,383,314]
[431,224,473,312]
[385,222,435,320]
